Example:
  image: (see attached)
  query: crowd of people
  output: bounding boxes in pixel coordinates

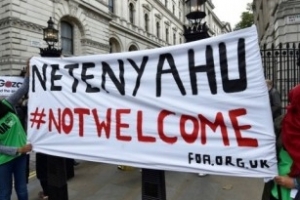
[0,59,300,200]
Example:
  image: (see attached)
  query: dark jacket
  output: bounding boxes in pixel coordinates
[269,87,282,120]
[36,153,48,181]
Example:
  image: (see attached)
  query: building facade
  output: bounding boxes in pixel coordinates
[0,0,231,75]
[253,0,300,108]
[203,0,232,36]
[253,0,300,46]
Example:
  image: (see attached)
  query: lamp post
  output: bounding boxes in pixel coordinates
[40,17,62,57]
[183,0,210,42]
[39,17,71,200]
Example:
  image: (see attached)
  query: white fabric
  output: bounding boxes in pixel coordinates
[28,26,277,178]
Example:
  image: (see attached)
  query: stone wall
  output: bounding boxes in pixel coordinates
[0,0,229,75]
[253,0,300,46]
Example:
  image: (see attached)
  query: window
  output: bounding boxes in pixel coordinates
[129,45,138,51]
[165,0,168,7]
[108,0,114,13]
[61,21,73,55]
[173,4,175,14]
[109,42,113,53]
[145,14,149,32]
[156,22,160,38]
[109,38,121,53]
[166,28,169,43]
[173,33,176,45]
[179,37,182,44]
[129,3,134,24]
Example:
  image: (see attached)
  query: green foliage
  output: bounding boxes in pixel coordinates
[234,3,254,30]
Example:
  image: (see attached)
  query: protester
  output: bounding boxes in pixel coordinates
[36,155,77,199]
[0,58,32,200]
[261,79,283,200]
[16,69,30,184]
[36,152,49,200]
[266,79,282,119]
[270,84,300,200]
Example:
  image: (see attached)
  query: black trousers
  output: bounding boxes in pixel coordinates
[262,181,274,200]
[269,195,277,200]
[40,180,49,196]
[295,190,300,200]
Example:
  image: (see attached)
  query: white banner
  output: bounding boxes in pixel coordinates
[0,76,24,97]
[28,26,277,178]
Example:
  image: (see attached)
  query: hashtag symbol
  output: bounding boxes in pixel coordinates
[30,108,46,129]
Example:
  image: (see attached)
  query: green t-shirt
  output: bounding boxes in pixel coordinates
[0,100,27,165]
[272,148,293,200]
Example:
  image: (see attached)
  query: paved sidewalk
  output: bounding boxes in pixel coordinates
[12,158,264,200]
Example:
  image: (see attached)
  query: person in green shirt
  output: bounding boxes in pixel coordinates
[271,84,300,200]
[0,58,32,200]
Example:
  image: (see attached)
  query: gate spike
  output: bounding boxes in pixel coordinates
[262,43,266,50]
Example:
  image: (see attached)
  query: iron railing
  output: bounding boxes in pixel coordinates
[261,43,300,110]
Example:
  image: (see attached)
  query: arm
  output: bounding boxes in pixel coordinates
[5,77,29,107]
[274,176,300,189]
[5,58,30,107]
[0,145,18,156]
[0,144,32,156]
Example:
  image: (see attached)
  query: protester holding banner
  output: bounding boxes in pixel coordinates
[17,68,31,185]
[271,84,300,200]
[36,152,49,200]
[262,80,283,200]
[0,58,32,200]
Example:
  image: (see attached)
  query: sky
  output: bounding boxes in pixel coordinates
[212,0,253,28]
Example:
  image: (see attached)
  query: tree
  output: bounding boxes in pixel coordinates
[234,3,254,30]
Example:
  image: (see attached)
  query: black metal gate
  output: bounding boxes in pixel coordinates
[261,43,300,109]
